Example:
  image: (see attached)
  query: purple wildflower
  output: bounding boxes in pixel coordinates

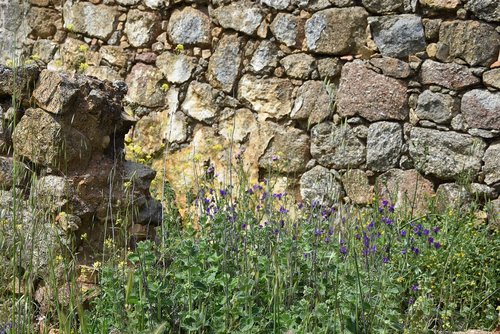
[433,227,440,234]
[428,237,434,244]
[423,229,430,236]
[412,284,419,292]
[400,230,407,237]
[434,242,441,249]
[219,189,227,197]
[279,206,289,214]
[340,245,348,255]
[388,205,395,213]
[297,202,304,210]
[383,257,389,264]
[409,298,415,305]
[382,199,389,207]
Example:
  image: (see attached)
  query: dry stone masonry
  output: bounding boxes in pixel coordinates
[1,0,500,217]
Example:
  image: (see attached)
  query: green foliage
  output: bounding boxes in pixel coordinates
[84,182,500,334]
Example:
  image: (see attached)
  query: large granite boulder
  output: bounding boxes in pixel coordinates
[311,122,366,169]
[305,7,368,55]
[63,2,119,41]
[337,61,408,121]
[369,14,426,58]
[409,127,486,180]
[436,20,499,67]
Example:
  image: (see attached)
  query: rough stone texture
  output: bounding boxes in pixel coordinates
[63,2,119,40]
[483,69,500,90]
[461,90,500,130]
[464,0,500,23]
[0,64,40,102]
[437,20,500,67]
[420,60,480,90]
[262,0,290,9]
[377,169,435,214]
[415,90,458,124]
[208,34,242,92]
[167,7,211,46]
[259,124,310,174]
[125,10,160,48]
[367,122,403,172]
[342,169,373,205]
[337,61,408,121]
[280,53,316,79]
[100,46,129,68]
[0,157,28,190]
[300,166,343,206]
[291,81,331,126]
[270,13,301,47]
[369,15,426,58]
[219,109,257,143]
[85,66,123,82]
[409,127,486,180]
[238,74,294,121]
[156,52,196,84]
[250,41,279,73]
[435,183,474,212]
[181,81,220,123]
[483,142,500,185]
[311,122,366,169]
[212,2,264,36]
[305,8,368,55]
[125,63,166,108]
[27,7,59,39]
[419,0,461,10]
[12,108,92,171]
[369,57,411,79]
[317,58,342,78]
[361,0,404,13]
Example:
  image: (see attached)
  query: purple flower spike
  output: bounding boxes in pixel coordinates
[412,284,419,292]
[383,257,389,264]
[428,237,434,244]
[423,229,430,236]
[434,242,441,249]
[340,245,348,255]
[382,199,389,207]
[400,230,407,237]
[219,189,227,197]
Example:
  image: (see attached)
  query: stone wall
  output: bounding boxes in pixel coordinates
[7,0,500,212]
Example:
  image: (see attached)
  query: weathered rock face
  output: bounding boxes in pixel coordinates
[291,81,331,126]
[305,7,368,55]
[259,124,310,174]
[461,90,500,130]
[156,52,196,84]
[483,142,500,186]
[376,169,435,215]
[362,0,404,13]
[208,34,242,92]
[483,69,500,90]
[415,90,458,124]
[437,20,500,66]
[181,81,220,123]
[238,75,294,121]
[167,7,211,46]
[300,166,343,206]
[420,60,480,90]
[367,122,403,172]
[250,41,279,73]
[342,169,373,205]
[125,10,160,48]
[369,57,411,79]
[27,7,59,39]
[409,127,486,180]
[464,0,500,23]
[270,13,301,47]
[63,2,119,41]
[212,2,264,36]
[311,122,366,169]
[9,0,500,220]
[126,63,166,108]
[369,15,426,58]
[337,61,408,121]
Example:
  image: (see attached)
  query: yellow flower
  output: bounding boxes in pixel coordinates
[160,83,170,92]
[66,23,75,32]
[81,233,88,241]
[92,261,101,270]
[78,44,89,52]
[174,44,184,53]
[79,62,89,72]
